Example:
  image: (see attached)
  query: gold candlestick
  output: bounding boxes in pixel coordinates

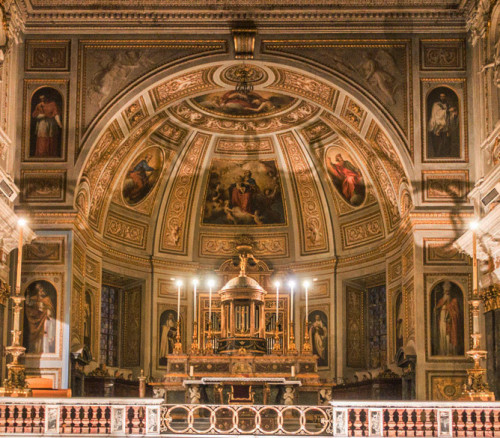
[205,321,214,355]
[173,320,183,355]
[272,326,281,354]
[0,218,31,397]
[302,320,312,354]
[190,320,200,355]
[288,321,298,354]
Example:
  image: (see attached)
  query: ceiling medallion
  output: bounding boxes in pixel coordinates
[221,64,267,87]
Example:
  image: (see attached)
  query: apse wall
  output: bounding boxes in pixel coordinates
[13,30,474,399]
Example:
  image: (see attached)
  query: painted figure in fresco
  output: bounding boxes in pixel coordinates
[309,312,327,366]
[31,92,62,158]
[159,311,177,365]
[195,90,295,117]
[203,160,285,226]
[432,280,464,356]
[23,281,57,354]
[395,293,404,352]
[427,88,460,158]
[83,291,92,351]
[123,152,158,204]
[326,153,365,206]
[360,51,399,105]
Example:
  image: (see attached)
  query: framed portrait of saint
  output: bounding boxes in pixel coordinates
[23,80,68,162]
[23,280,58,355]
[422,80,467,162]
[429,280,465,357]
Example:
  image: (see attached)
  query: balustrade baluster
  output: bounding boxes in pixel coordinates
[421,408,432,436]
[353,408,362,437]
[0,405,7,433]
[493,409,500,437]
[386,408,397,437]
[81,405,90,433]
[396,408,406,436]
[455,409,466,437]
[405,408,416,437]
[476,409,485,437]
[483,408,493,438]
[465,409,475,436]
[90,406,99,434]
[5,406,14,433]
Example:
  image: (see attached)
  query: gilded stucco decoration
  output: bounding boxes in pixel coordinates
[278,132,329,255]
[421,170,469,203]
[199,233,289,258]
[346,285,365,368]
[341,212,384,250]
[160,133,211,255]
[169,100,320,134]
[214,137,274,155]
[104,211,148,250]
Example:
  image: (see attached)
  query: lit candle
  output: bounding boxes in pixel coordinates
[207,278,215,327]
[176,280,182,320]
[274,281,280,330]
[303,280,310,321]
[16,218,27,296]
[288,280,295,324]
[193,279,198,323]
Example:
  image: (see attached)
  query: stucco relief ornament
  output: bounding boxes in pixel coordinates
[221,64,267,86]
[466,0,492,45]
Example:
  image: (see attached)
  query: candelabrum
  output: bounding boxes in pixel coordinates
[190,321,200,355]
[462,298,495,401]
[0,296,31,397]
[173,320,183,355]
[272,326,281,354]
[288,322,298,354]
[302,320,312,354]
[205,322,214,355]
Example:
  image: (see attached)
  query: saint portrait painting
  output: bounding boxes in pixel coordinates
[29,87,64,159]
[23,280,57,354]
[430,280,464,356]
[426,87,461,159]
[324,147,366,206]
[122,147,163,205]
[158,309,178,367]
[308,310,328,367]
[202,159,286,226]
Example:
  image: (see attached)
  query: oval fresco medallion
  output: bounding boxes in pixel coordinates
[324,147,366,207]
[122,147,163,206]
[192,90,296,118]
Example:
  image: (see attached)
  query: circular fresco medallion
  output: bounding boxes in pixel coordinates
[122,146,163,206]
[221,64,267,86]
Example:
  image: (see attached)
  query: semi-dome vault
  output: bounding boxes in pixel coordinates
[76,61,414,263]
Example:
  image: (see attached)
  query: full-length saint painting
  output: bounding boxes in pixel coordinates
[202,159,286,226]
[430,280,464,356]
[426,87,460,159]
[308,310,328,368]
[122,147,163,205]
[23,280,57,354]
[158,309,178,367]
[29,87,63,159]
[192,90,296,117]
[324,147,366,206]
[395,292,403,352]
[83,290,92,352]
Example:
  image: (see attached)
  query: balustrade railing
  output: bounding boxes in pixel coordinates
[0,398,498,436]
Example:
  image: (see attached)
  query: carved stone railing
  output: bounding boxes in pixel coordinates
[0,399,499,436]
[0,397,163,436]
